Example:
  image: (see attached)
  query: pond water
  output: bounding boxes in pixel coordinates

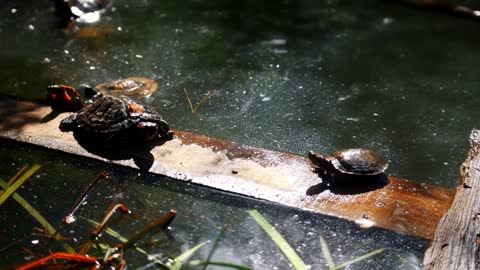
[0,0,477,268]
[2,0,480,187]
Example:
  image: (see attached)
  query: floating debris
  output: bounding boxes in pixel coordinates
[184,88,217,114]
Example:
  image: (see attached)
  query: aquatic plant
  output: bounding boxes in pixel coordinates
[249,209,385,270]
[0,168,251,269]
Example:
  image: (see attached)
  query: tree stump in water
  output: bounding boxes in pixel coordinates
[423,129,480,269]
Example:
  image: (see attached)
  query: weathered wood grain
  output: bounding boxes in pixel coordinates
[423,129,480,269]
[0,98,454,239]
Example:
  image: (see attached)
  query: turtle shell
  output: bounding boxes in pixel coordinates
[329,149,388,175]
[95,77,158,98]
[62,95,162,134]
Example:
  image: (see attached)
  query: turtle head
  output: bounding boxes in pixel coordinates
[157,120,174,140]
[138,120,173,141]
[308,151,335,172]
[59,114,79,132]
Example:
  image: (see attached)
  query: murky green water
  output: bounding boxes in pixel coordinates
[0,0,476,267]
[1,0,479,187]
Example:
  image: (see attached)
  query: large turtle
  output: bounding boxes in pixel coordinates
[59,95,172,143]
[308,149,388,176]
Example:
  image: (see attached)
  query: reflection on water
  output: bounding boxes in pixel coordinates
[1,1,477,187]
[0,140,426,268]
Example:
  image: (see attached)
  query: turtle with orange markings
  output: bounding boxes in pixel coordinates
[46,85,84,111]
[46,77,158,111]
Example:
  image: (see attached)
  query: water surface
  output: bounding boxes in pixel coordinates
[2,0,477,187]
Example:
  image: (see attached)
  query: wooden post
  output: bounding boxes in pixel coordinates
[423,129,480,269]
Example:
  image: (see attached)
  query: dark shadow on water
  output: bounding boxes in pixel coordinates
[306,170,389,196]
[73,132,169,172]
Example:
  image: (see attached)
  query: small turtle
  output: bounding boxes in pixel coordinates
[308,149,388,176]
[47,85,84,111]
[93,77,159,98]
[59,95,172,142]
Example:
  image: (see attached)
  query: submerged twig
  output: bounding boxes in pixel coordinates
[83,209,176,267]
[0,237,29,255]
[121,210,177,250]
[17,252,97,270]
[80,203,132,254]
[64,172,109,224]
[184,88,217,114]
[83,217,149,254]
[32,227,73,241]
[6,164,29,186]
[89,203,131,238]
[82,216,171,267]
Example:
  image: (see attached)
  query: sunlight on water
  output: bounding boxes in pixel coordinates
[1,1,478,189]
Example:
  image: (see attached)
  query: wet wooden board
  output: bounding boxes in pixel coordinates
[0,98,454,239]
[423,129,480,269]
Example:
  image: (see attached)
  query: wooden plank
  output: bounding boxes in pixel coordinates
[423,129,480,269]
[0,98,454,239]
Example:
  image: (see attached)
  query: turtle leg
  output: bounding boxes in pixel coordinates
[308,151,335,178]
[157,120,174,140]
[138,122,159,141]
[59,114,78,132]
[308,151,331,170]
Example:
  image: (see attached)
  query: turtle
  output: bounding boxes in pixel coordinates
[47,85,84,111]
[92,77,159,98]
[59,95,172,143]
[308,149,388,176]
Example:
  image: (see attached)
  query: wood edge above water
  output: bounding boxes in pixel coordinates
[0,98,455,239]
